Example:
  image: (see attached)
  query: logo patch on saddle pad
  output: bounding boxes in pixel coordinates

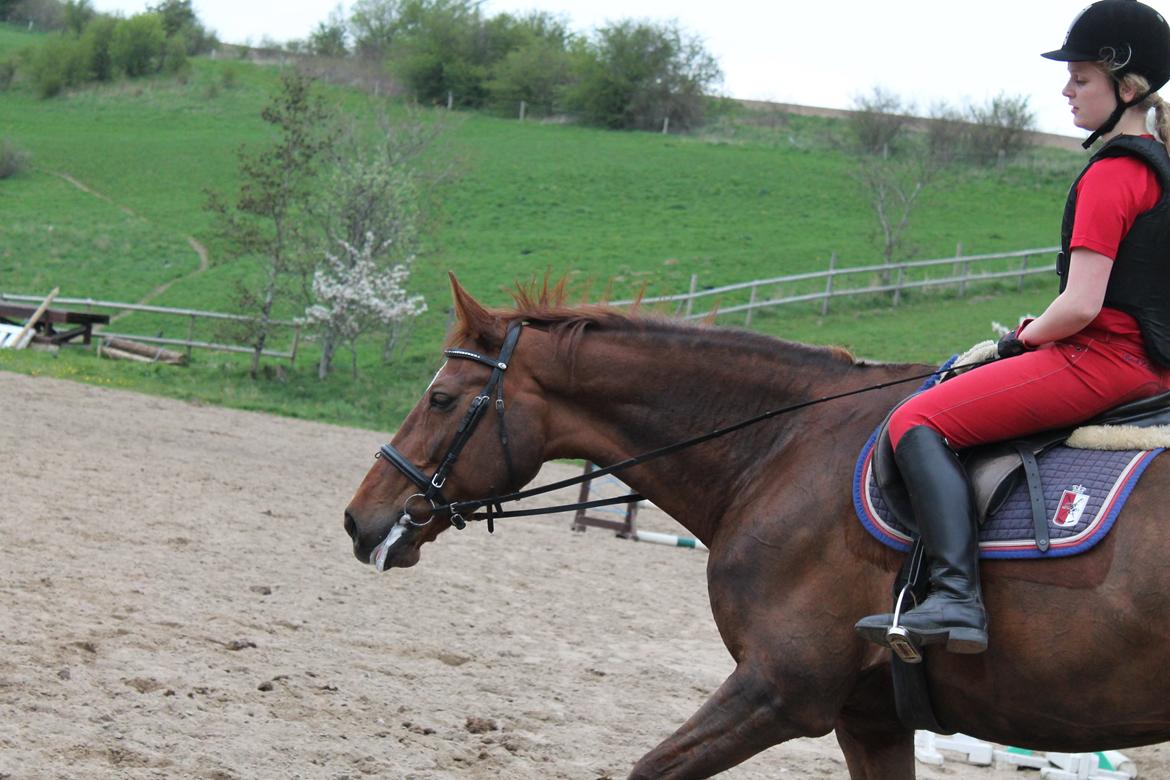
[1053,485,1089,528]
[853,434,1164,559]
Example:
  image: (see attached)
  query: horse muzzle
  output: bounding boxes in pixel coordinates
[344,510,416,570]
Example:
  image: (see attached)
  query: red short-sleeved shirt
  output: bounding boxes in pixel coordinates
[1070,137,1163,336]
[1071,147,1161,259]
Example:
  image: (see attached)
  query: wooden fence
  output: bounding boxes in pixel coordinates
[612,246,1060,324]
[0,293,302,363]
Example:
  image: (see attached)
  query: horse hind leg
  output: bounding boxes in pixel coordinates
[627,663,836,780]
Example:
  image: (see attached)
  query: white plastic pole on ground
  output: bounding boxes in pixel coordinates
[920,734,1137,779]
[632,530,707,551]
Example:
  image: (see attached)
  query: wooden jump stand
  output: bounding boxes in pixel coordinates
[570,462,639,538]
[0,298,109,346]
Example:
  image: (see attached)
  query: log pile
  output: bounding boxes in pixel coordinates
[99,337,187,365]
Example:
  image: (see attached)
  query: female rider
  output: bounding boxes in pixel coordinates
[856,0,1170,654]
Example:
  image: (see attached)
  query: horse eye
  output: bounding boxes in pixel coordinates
[429,392,455,411]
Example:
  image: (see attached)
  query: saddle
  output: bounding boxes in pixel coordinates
[872,389,1170,552]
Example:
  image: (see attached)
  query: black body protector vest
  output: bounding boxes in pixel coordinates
[1059,134,1170,367]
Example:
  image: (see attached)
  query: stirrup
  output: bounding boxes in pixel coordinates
[886,582,923,664]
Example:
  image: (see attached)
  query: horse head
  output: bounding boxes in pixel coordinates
[344,275,550,570]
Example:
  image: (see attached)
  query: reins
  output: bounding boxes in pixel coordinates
[379,325,991,530]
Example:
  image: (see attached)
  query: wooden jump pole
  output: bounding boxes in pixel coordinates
[8,287,58,349]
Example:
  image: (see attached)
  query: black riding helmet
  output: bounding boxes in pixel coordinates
[1043,0,1170,147]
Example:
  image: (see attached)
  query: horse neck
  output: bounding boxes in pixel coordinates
[526,323,920,543]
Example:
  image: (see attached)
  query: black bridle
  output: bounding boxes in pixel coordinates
[377,320,525,531]
[376,321,994,535]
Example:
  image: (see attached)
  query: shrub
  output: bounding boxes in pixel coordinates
[63,0,95,36]
[162,33,188,75]
[386,0,511,107]
[0,57,15,90]
[564,19,722,131]
[111,12,165,77]
[80,15,117,81]
[26,35,88,97]
[485,39,572,116]
[0,138,30,179]
[151,0,217,54]
[848,87,911,156]
[484,13,573,116]
[965,93,1036,166]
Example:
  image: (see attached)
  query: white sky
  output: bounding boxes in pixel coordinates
[87,0,1157,136]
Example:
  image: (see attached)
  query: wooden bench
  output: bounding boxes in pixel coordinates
[0,303,110,346]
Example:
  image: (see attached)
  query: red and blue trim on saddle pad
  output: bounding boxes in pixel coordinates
[852,358,1165,559]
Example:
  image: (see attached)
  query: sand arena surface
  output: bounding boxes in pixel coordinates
[2,370,1168,779]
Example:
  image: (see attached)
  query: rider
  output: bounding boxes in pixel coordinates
[856,0,1170,655]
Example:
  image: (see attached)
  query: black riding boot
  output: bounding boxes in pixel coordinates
[855,425,988,654]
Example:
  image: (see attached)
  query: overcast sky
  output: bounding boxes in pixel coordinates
[87,0,1149,137]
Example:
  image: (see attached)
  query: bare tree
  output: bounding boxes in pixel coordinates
[848,90,955,273]
[849,86,911,157]
[206,70,336,378]
[965,92,1036,166]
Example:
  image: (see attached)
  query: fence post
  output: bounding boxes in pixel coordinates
[1018,253,1029,291]
[447,91,453,110]
[956,242,967,297]
[745,284,758,327]
[290,323,301,366]
[662,116,670,134]
[186,314,196,361]
[893,264,905,306]
[821,252,837,316]
[684,274,698,318]
[519,100,526,121]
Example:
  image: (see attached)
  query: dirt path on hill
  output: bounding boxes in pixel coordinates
[50,171,210,320]
[1,370,1167,779]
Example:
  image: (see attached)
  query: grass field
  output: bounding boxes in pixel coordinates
[0,23,1083,426]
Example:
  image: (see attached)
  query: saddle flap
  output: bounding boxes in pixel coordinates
[872,420,1066,527]
[870,379,1170,529]
[962,445,1023,521]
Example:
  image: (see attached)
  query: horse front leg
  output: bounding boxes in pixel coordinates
[835,722,915,780]
[628,662,831,780]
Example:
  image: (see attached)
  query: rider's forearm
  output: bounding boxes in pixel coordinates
[1017,248,1112,347]
[1016,293,1101,346]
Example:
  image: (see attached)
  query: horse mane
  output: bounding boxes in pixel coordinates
[446,276,858,368]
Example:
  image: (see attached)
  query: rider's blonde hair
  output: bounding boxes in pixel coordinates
[1116,70,1170,156]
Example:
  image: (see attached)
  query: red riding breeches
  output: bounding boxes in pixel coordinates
[888,324,1170,450]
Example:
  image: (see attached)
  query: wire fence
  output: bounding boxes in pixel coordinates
[612,245,1059,324]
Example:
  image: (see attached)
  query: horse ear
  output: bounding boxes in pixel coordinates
[449,273,502,344]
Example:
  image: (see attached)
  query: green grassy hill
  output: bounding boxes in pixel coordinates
[0,25,1083,426]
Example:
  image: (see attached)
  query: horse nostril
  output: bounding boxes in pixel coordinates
[344,511,357,540]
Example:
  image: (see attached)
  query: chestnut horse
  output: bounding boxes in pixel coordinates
[344,279,1170,779]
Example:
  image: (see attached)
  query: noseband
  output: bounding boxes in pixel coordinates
[376,321,524,531]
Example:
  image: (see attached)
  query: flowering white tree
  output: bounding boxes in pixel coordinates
[303,107,448,379]
[305,233,426,378]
